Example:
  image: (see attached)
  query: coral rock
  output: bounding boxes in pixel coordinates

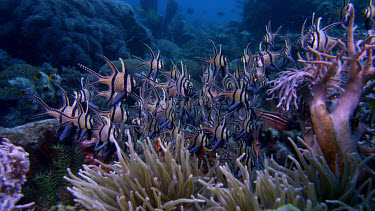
[0,137,34,210]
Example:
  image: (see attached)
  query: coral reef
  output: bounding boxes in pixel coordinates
[0,137,34,210]
[8,1,374,210]
[0,49,26,71]
[0,0,154,68]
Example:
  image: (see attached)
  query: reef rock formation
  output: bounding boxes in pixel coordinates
[0,119,58,171]
[0,0,154,69]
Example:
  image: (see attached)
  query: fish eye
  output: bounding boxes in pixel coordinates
[132,119,137,125]
[235,125,241,132]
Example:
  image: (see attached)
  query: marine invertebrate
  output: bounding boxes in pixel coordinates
[269,4,375,172]
[64,131,218,210]
[198,137,375,210]
[22,143,85,208]
[0,137,34,210]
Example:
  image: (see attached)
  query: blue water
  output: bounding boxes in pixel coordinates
[124,0,243,24]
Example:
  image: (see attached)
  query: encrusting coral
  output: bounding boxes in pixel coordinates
[64,130,219,210]
[0,137,34,210]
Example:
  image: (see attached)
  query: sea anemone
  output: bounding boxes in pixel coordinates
[64,131,219,210]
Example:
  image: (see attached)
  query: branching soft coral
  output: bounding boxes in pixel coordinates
[269,4,375,172]
[64,131,218,210]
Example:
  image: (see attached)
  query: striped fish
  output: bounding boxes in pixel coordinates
[95,102,129,125]
[255,109,299,130]
[297,18,308,52]
[133,43,165,80]
[363,0,375,30]
[79,55,136,105]
[196,39,228,80]
[187,128,210,153]
[33,94,96,132]
[203,65,216,84]
[74,77,94,103]
[235,111,255,140]
[263,20,282,50]
[146,62,193,98]
[31,84,96,131]
[364,0,375,19]
[327,0,351,24]
[280,34,295,66]
[305,13,341,52]
[92,115,119,143]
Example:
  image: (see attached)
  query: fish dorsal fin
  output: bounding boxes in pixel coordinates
[245,42,251,53]
[171,61,180,77]
[80,77,85,89]
[179,61,185,77]
[144,43,155,60]
[243,49,247,59]
[156,50,161,60]
[98,54,119,75]
[161,87,166,102]
[266,20,271,33]
[209,39,218,56]
[119,58,126,74]
[163,88,170,109]
[316,17,322,31]
[55,83,70,109]
[72,96,84,116]
[259,41,263,51]
[321,22,342,32]
[275,25,282,35]
[311,12,316,27]
[151,85,161,108]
